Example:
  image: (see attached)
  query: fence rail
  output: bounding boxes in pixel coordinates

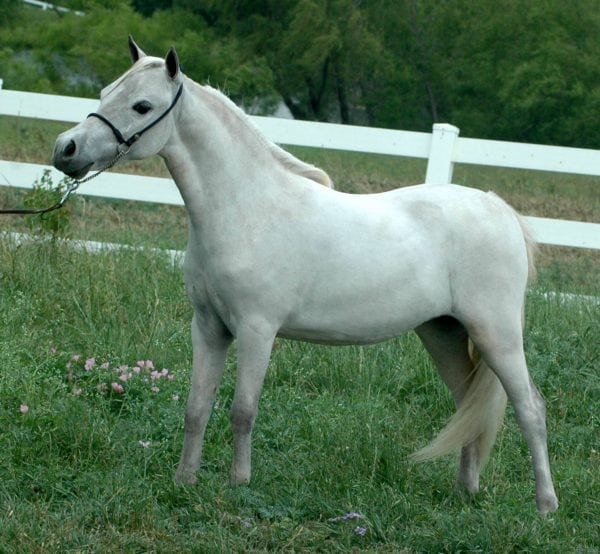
[0,88,598,249]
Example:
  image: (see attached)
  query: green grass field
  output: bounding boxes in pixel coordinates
[0,115,599,551]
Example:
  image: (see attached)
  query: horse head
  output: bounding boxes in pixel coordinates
[53,37,183,179]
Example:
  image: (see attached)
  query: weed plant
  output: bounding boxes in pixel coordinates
[22,170,73,237]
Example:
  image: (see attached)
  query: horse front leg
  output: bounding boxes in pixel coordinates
[230,323,276,485]
[175,312,231,485]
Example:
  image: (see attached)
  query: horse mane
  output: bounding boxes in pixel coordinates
[199,83,333,188]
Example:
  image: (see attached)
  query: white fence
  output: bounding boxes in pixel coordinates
[0,88,599,249]
[21,0,84,16]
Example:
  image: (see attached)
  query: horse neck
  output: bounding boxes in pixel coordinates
[161,80,330,226]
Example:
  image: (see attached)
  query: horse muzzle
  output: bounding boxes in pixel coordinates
[52,132,95,179]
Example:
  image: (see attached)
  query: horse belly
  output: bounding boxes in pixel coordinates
[277,316,426,346]
[278,257,450,345]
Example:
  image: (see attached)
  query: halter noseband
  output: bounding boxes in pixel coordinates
[0,80,184,217]
[87,83,184,149]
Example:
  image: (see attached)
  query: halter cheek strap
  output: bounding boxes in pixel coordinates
[87,83,184,148]
[0,83,183,217]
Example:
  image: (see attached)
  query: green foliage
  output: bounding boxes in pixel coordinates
[199,0,385,123]
[0,2,277,106]
[131,0,172,17]
[429,0,600,147]
[0,0,21,27]
[1,1,600,143]
[23,170,72,238]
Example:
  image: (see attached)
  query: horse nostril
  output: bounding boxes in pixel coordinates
[64,139,77,158]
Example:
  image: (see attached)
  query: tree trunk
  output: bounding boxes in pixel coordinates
[335,62,350,124]
[306,57,330,120]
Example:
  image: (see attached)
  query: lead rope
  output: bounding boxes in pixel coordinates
[2,82,183,217]
[0,145,131,216]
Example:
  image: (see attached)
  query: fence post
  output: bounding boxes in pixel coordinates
[425,123,460,184]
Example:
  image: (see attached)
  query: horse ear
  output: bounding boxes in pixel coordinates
[128,35,146,63]
[165,47,180,80]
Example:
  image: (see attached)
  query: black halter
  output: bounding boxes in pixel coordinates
[87,83,184,148]
[0,84,184,216]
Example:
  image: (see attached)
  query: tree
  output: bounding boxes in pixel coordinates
[360,0,439,131]
[372,0,600,146]
[180,0,386,124]
[3,0,600,147]
[0,0,21,25]
[493,2,600,147]
[130,0,172,17]
[0,2,277,108]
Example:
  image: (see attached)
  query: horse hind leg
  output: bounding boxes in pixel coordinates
[468,316,559,514]
[415,317,507,493]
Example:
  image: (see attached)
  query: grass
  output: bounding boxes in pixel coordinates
[0,114,599,551]
[0,240,598,552]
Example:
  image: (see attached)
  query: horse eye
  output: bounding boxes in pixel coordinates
[133,101,152,115]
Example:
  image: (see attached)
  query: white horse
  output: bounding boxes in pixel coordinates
[52,38,558,514]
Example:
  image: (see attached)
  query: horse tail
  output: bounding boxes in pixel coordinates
[516,210,538,283]
[410,196,534,466]
[410,341,507,465]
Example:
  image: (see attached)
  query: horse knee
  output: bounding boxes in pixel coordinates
[184,402,212,435]
[230,402,256,436]
[183,411,202,435]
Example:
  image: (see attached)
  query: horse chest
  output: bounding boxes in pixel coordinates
[183,245,275,331]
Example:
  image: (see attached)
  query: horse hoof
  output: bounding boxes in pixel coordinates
[230,472,251,486]
[537,494,559,515]
[175,469,198,486]
[456,476,480,494]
